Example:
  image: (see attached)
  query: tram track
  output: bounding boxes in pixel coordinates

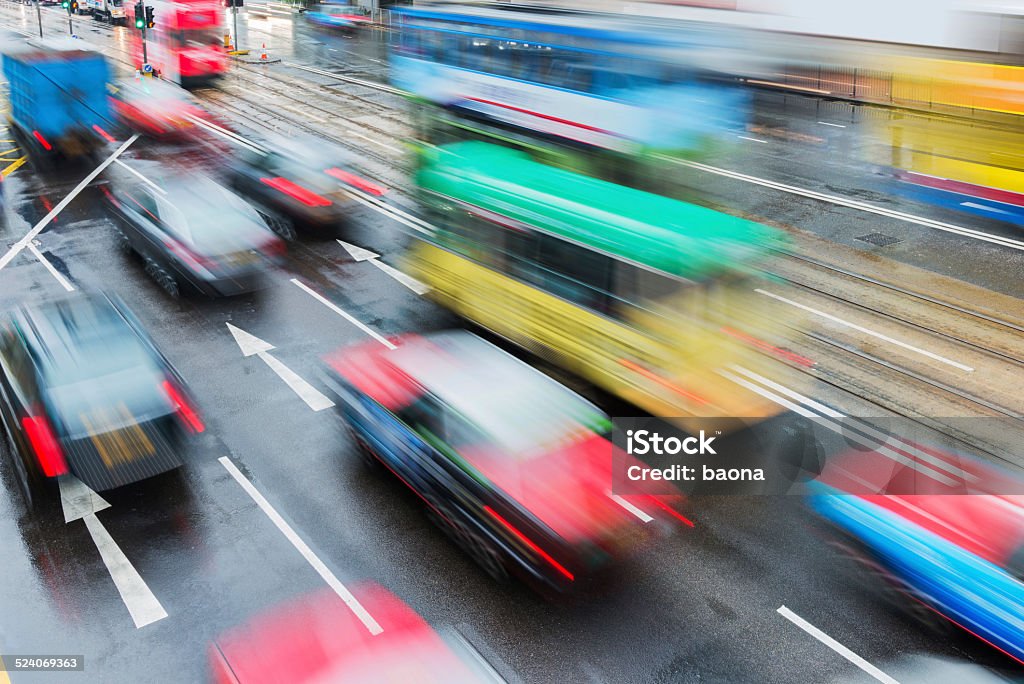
[765,252,1024,370]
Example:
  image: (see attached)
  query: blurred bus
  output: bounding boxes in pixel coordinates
[403,142,801,421]
[131,0,227,87]
[390,4,749,179]
[872,113,1024,228]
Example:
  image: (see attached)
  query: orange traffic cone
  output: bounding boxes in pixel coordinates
[260,43,268,61]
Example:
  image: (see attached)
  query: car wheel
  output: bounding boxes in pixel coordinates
[115,228,133,254]
[145,258,180,298]
[261,211,297,241]
[427,500,508,582]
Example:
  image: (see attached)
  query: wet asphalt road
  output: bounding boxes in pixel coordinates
[0,7,1023,684]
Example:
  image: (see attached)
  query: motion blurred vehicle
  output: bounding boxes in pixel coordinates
[225,134,385,239]
[405,142,801,422]
[83,0,126,24]
[130,0,227,86]
[871,113,1024,228]
[2,39,115,167]
[102,162,284,297]
[323,330,689,594]
[305,3,371,31]
[391,5,748,159]
[811,442,1024,665]
[210,584,505,683]
[108,77,206,138]
[0,292,204,500]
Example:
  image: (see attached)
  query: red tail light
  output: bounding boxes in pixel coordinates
[162,380,205,433]
[484,505,574,581]
[325,168,387,197]
[165,238,214,273]
[32,130,52,151]
[22,415,68,477]
[648,496,694,527]
[92,124,116,143]
[261,237,286,257]
[260,177,332,207]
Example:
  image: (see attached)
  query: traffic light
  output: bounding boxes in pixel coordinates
[134,1,144,28]
[69,1,78,11]
[225,0,243,7]
[60,0,69,8]
[144,5,155,28]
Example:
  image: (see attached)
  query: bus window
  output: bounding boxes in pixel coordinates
[616,262,685,317]
[535,235,613,313]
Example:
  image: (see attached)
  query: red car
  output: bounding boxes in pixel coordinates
[322,331,690,594]
[210,584,505,683]
[108,78,208,138]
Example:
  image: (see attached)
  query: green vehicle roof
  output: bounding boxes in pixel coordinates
[417,141,781,279]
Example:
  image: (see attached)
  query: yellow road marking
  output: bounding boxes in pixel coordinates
[1,156,27,178]
[0,148,18,155]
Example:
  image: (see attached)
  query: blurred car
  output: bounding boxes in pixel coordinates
[108,77,207,139]
[811,443,1024,665]
[305,3,372,31]
[209,584,505,683]
[102,162,284,298]
[225,134,385,239]
[322,331,688,595]
[0,292,203,500]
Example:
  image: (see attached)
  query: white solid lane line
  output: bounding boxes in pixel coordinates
[668,157,1024,251]
[738,135,768,144]
[27,243,75,291]
[608,493,653,523]
[722,367,960,486]
[755,288,975,372]
[817,122,846,128]
[290,278,397,350]
[777,606,900,684]
[218,456,384,635]
[59,476,168,629]
[0,134,139,272]
[114,159,167,195]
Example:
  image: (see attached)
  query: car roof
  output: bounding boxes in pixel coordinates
[385,331,608,453]
[14,293,138,369]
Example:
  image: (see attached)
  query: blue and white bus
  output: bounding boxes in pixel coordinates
[389,5,749,157]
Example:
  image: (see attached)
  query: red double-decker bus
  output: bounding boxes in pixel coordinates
[131,0,227,87]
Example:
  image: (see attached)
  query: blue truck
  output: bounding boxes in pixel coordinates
[3,39,114,166]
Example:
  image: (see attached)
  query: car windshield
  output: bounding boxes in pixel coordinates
[390,333,612,457]
[160,180,269,254]
[33,300,158,386]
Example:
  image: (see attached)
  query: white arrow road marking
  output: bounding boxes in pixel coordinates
[337,240,429,295]
[226,323,334,411]
[777,606,900,684]
[218,456,383,635]
[59,476,167,629]
[290,279,397,350]
[337,240,379,262]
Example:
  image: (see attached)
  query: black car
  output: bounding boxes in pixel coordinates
[225,134,385,239]
[0,292,204,502]
[103,162,284,298]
